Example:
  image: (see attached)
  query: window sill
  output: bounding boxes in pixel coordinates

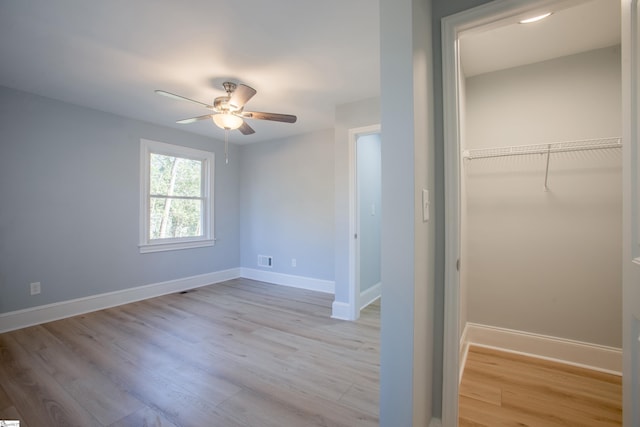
[139,239,215,253]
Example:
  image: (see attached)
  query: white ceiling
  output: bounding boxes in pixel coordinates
[0,0,380,144]
[0,1,621,145]
[460,0,621,78]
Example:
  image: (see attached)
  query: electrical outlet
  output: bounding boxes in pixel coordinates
[30,282,41,295]
[291,258,297,267]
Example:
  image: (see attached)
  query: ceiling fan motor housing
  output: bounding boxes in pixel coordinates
[213,97,236,113]
[215,82,243,113]
[222,81,237,94]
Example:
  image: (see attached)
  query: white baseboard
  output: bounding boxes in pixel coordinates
[332,282,382,321]
[1,268,336,333]
[429,418,442,427]
[359,282,381,310]
[0,268,241,334]
[465,322,622,375]
[331,301,351,320]
[240,268,335,294]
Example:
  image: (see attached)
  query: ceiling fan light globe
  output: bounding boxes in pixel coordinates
[213,113,243,130]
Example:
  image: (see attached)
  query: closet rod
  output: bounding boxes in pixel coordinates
[462,137,622,160]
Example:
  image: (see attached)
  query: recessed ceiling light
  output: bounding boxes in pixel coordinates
[519,12,552,24]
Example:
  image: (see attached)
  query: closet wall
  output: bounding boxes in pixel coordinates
[463,46,622,348]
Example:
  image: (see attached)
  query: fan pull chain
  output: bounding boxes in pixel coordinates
[224,129,229,164]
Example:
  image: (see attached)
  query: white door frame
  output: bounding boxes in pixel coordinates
[348,124,381,321]
[440,1,599,424]
[621,1,640,425]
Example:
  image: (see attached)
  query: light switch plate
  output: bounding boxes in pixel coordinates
[422,189,429,222]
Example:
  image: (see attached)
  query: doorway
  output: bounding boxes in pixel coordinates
[348,125,381,320]
[440,0,630,425]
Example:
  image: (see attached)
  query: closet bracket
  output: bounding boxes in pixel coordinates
[543,144,551,192]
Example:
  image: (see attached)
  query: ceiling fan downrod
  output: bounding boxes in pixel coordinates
[224,129,229,164]
[222,81,237,95]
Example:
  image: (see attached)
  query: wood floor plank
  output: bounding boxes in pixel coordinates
[338,379,380,417]
[217,388,329,427]
[460,394,565,427]
[0,382,12,411]
[10,325,145,426]
[250,326,379,382]
[0,278,380,426]
[459,377,502,407]
[465,350,622,410]
[501,386,622,426]
[215,370,378,427]
[107,406,179,427]
[42,317,248,427]
[218,278,334,308]
[0,334,101,426]
[459,345,622,426]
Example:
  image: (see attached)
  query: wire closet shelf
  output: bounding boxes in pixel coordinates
[461,137,622,191]
[461,137,622,160]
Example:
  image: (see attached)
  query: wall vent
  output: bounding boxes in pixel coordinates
[258,255,273,268]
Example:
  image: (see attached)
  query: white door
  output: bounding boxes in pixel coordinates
[348,125,381,320]
[621,1,640,425]
[356,133,382,312]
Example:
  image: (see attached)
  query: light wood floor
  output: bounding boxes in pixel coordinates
[459,345,622,426]
[0,278,380,427]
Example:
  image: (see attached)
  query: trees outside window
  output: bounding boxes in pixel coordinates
[139,139,214,253]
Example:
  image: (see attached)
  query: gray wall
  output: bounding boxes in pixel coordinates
[239,130,335,280]
[357,133,381,293]
[379,0,435,424]
[0,86,241,314]
[466,46,622,147]
[464,46,622,347]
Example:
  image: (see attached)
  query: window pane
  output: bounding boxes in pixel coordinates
[149,197,203,239]
[150,154,202,197]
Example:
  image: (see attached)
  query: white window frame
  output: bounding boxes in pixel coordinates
[139,138,215,253]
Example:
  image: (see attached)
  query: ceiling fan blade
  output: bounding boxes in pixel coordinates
[238,121,256,135]
[176,114,214,124]
[241,111,297,123]
[155,90,213,109]
[228,84,257,110]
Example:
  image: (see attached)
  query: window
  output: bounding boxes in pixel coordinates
[140,139,214,253]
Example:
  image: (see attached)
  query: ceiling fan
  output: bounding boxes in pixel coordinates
[155,81,297,135]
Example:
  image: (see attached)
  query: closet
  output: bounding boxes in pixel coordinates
[459,44,623,370]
